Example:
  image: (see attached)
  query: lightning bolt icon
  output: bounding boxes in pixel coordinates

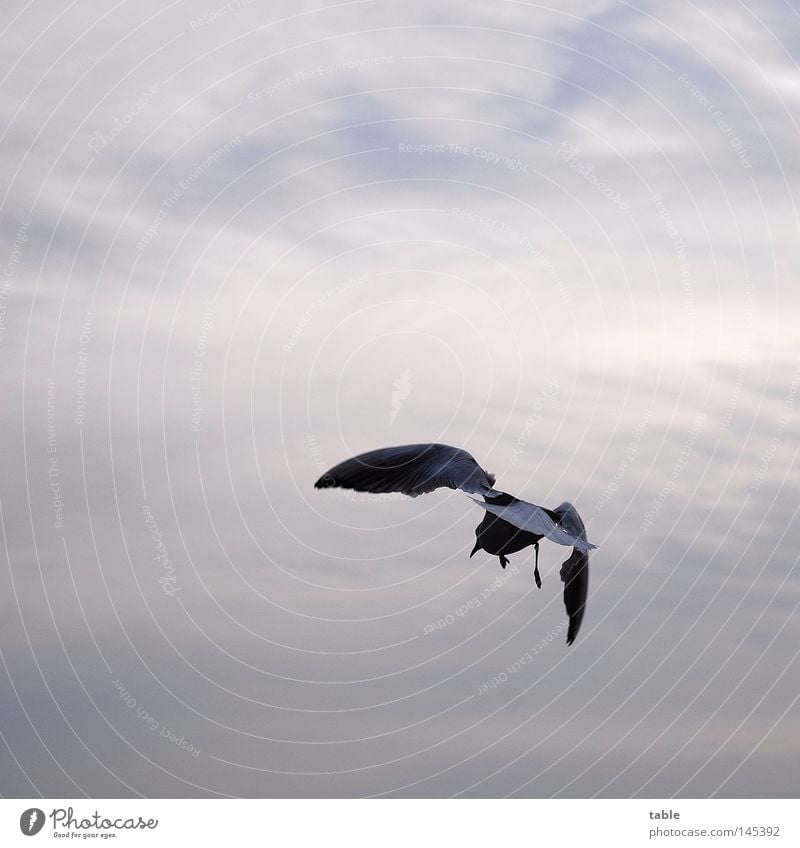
[28,810,39,832]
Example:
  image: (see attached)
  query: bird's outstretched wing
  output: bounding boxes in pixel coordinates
[314,443,498,498]
[468,495,596,553]
[553,502,590,645]
[316,445,596,645]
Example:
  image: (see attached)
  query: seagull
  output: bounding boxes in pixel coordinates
[314,443,596,645]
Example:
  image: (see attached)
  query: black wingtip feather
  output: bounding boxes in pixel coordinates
[561,549,589,645]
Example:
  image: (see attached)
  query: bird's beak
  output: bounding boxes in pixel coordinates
[469,540,481,558]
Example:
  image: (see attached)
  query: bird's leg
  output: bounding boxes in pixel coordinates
[533,542,542,589]
[499,555,509,570]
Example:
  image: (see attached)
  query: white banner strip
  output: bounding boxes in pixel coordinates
[1,799,796,847]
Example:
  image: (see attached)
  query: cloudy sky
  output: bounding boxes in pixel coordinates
[1,0,798,798]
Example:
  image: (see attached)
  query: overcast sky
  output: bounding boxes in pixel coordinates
[1,0,798,798]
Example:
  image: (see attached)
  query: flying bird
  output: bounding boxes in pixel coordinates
[314,443,596,644]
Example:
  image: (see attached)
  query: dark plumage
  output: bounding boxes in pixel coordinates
[315,442,596,644]
[470,498,589,644]
[471,510,543,570]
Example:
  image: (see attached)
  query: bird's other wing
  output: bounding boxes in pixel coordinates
[314,443,498,498]
[468,495,597,552]
[553,502,590,646]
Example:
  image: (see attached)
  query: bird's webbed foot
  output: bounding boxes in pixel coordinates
[499,555,509,569]
[533,542,542,589]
